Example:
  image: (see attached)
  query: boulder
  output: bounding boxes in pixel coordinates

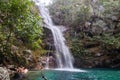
[0,67,10,80]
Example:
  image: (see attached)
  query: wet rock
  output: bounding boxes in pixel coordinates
[111,16,117,21]
[94,61,99,65]
[22,50,32,60]
[0,67,10,80]
[105,60,111,63]
[95,53,102,57]
[23,50,32,55]
[11,45,18,51]
[39,56,56,68]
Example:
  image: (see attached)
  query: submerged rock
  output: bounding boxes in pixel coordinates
[0,67,10,80]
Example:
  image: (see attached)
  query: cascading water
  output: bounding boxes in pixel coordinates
[33,0,73,69]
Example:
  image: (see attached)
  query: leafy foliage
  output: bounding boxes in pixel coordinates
[49,0,120,65]
[0,0,43,66]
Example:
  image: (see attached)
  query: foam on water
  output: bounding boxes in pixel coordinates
[45,68,87,72]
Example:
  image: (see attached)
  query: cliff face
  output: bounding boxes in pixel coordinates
[73,40,120,68]
[68,9,120,68]
[47,1,120,68]
[43,13,120,68]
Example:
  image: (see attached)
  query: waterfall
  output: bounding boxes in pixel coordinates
[45,57,49,69]
[33,0,73,69]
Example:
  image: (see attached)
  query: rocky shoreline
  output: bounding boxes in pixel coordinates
[0,66,29,80]
[0,67,10,80]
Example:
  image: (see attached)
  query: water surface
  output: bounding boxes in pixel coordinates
[25,69,120,80]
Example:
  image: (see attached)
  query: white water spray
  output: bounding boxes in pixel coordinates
[33,0,73,69]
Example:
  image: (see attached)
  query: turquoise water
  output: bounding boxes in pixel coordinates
[25,69,120,80]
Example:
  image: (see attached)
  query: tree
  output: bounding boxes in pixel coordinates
[0,0,43,66]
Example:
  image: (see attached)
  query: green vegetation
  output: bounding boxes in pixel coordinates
[0,0,120,69]
[0,0,43,67]
[49,0,120,68]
